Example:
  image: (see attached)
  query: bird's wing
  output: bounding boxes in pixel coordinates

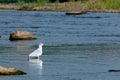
[29,49,40,57]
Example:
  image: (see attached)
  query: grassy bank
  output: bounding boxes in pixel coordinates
[0,0,120,12]
[87,0,120,10]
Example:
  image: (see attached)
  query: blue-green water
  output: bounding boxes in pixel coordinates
[0,10,120,80]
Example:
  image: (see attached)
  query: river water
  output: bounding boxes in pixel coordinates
[0,10,120,80]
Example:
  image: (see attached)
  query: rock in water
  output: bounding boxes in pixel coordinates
[66,11,87,15]
[0,66,26,75]
[108,69,120,72]
[9,30,36,41]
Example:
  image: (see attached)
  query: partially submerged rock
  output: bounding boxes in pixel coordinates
[108,69,120,72]
[0,66,26,75]
[9,30,36,41]
[66,11,87,15]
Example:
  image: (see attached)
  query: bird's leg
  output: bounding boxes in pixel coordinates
[28,56,30,61]
[38,56,39,59]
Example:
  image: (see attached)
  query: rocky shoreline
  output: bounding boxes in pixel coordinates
[0,3,18,10]
[0,3,120,13]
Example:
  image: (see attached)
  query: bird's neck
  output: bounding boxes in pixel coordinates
[38,46,42,50]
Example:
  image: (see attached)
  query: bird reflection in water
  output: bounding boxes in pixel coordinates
[29,59,43,75]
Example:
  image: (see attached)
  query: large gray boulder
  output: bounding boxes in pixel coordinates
[9,30,36,41]
[0,66,26,75]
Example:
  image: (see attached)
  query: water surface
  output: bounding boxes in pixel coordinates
[0,10,120,80]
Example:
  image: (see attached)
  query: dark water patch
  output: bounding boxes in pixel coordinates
[31,26,40,29]
[78,16,101,19]
[44,43,120,54]
[0,21,10,25]
[92,34,120,37]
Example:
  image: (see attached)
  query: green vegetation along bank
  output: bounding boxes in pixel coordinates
[0,0,120,13]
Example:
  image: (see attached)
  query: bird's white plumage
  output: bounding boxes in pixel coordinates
[29,43,43,59]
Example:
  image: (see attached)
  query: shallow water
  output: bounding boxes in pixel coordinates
[0,10,120,80]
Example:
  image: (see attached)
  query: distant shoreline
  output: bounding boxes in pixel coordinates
[0,2,120,13]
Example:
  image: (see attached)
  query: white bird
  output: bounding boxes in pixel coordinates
[29,43,44,60]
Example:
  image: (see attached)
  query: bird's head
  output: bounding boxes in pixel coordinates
[39,43,44,47]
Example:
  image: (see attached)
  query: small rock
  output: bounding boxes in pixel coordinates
[66,11,87,15]
[0,66,26,75]
[9,30,36,41]
[108,69,120,72]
